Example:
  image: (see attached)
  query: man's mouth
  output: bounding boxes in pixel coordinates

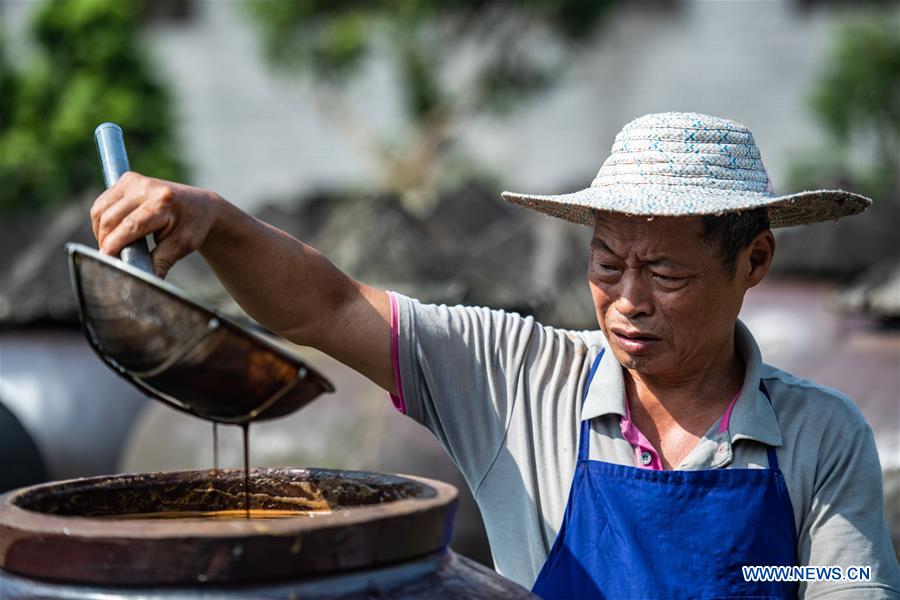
[610,328,661,353]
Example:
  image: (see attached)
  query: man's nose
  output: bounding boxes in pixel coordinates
[614,271,653,318]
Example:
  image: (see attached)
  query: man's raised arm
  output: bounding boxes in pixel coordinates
[90,172,394,395]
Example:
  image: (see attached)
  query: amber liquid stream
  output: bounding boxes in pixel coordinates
[242,422,250,518]
[210,421,252,518]
[209,421,250,517]
[212,422,219,471]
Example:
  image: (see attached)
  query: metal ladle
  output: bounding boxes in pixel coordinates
[66,124,333,424]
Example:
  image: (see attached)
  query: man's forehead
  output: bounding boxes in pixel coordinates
[592,213,706,241]
[592,212,704,233]
[590,213,710,262]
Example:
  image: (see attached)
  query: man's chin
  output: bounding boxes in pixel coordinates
[608,344,664,373]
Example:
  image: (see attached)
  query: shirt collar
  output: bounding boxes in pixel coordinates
[581,342,627,420]
[580,320,783,448]
[728,320,783,447]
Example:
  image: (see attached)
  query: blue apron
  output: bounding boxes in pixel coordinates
[532,350,798,599]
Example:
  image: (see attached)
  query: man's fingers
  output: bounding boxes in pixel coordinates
[100,205,170,257]
[90,172,144,242]
[90,186,124,241]
[95,193,145,249]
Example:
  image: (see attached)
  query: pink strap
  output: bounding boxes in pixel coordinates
[387,292,406,414]
[718,389,741,434]
[621,397,663,470]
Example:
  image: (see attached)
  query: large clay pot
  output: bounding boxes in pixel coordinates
[0,468,534,598]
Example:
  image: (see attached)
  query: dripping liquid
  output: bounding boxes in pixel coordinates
[242,422,250,518]
[211,421,251,518]
[212,422,219,471]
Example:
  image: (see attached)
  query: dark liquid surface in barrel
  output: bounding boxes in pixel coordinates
[106,509,330,520]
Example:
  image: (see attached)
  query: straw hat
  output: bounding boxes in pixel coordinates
[501,112,871,228]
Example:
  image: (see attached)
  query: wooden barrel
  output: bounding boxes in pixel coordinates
[0,468,535,598]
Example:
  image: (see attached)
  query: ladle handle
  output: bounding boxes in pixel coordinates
[94,122,155,275]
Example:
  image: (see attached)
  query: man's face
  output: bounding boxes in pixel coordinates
[588,214,762,380]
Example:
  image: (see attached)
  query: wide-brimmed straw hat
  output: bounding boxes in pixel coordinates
[502,112,871,228]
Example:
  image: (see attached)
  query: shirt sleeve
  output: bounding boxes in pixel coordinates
[388,292,549,491]
[798,417,900,599]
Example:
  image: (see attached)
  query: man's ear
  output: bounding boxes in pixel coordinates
[743,230,775,288]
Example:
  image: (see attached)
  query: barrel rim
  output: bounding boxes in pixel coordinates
[0,467,458,585]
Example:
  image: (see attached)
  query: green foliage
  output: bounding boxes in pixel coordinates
[811,15,900,155]
[788,10,900,198]
[0,0,186,214]
[242,0,616,203]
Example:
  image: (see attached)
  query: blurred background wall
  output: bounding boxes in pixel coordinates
[1,0,879,209]
[1,0,897,565]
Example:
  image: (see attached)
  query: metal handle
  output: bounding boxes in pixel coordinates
[94,123,155,274]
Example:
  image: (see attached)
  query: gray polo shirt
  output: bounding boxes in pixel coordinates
[389,292,900,598]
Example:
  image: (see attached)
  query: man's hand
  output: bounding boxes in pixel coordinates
[89,172,395,395]
[91,172,221,279]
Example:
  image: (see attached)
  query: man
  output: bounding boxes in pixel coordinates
[91,112,899,598]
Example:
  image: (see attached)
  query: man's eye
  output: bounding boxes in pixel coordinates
[653,273,683,282]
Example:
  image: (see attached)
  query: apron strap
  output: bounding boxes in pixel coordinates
[758,381,780,471]
[578,349,606,462]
